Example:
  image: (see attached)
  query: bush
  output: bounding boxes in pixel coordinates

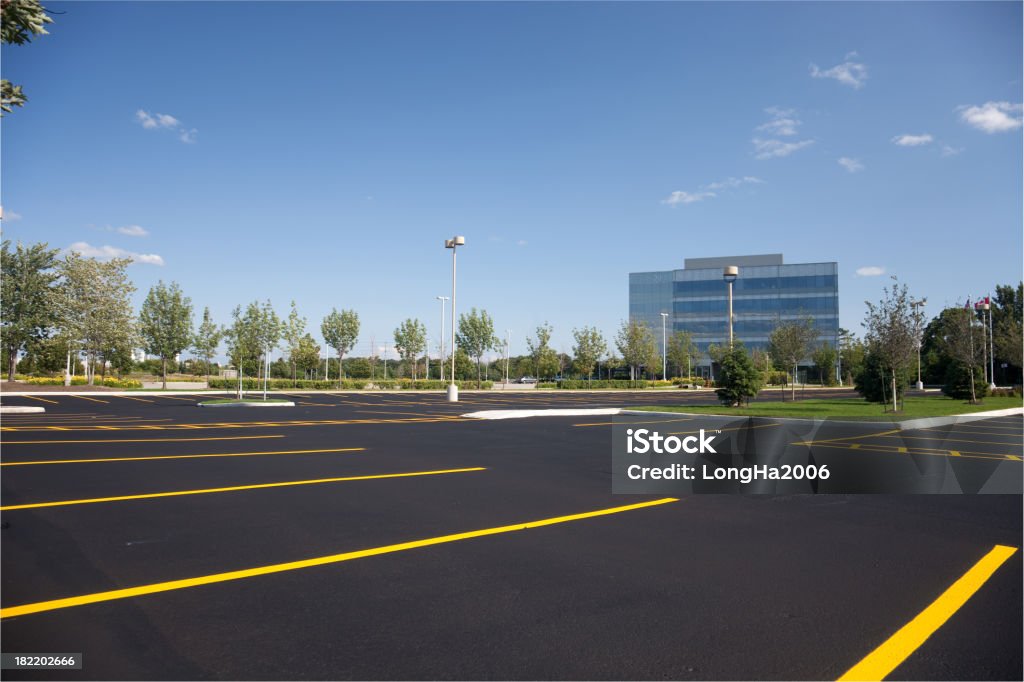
[206,378,491,391]
[941,362,989,402]
[989,386,1022,398]
[763,371,789,386]
[21,376,142,388]
[671,376,706,388]
[715,345,763,407]
[854,350,911,405]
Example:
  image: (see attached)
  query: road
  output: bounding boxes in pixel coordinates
[0,390,1020,680]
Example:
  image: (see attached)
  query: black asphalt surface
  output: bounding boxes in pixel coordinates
[0,390,1020,681]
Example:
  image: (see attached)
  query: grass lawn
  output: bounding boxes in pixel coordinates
[632,395,1022,421]
[198,398,293,405]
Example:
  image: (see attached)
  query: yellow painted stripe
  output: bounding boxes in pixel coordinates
[19,395,60,405]
[1,434,285,445]
[897,447,908,453]
[68,394,109,404]
[1007,455,1022,461]
[1,447,365,467]
[948,450,961,457]
[116,395,155,403]
[838,544,1018,681]
[0,497,677,619]
[0,467,485,511]
[573,417,694,427]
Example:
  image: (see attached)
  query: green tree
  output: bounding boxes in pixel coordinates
[281,301,307,384]
[292,334,321,379]
[572,326,606,380]
[1,0,53,114]
[992,283,1023,384]
[715,343,763,407]
[321,308,360,383]
[456,308,498,387]
[138,281,194,390]
[192,307,224,386]
[768,318,817,401]
[1,240,59,380]
[394,318,428,380]
[863,280,918,412]
[667,330,698,379]
[526,322,558,379]
[938,305,987,404]
[811,343,838,386]
[616,319,657,384]
[255,300,281,397]
[56,253,137,385]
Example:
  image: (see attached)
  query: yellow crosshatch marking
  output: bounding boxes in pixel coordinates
[1,446,365,467]
[0,466,486,511]
[792,440,1020,463]
[838,545,1018,682]
[0,497,678,619]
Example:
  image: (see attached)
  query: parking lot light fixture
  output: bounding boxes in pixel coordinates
[723,266,738,348]
[444,236,465,402]
[660,312,669,380]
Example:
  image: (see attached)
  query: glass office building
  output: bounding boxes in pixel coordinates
[629,254,839,370]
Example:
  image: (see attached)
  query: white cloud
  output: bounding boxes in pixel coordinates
[956,101,1023,133]
[661,190,715,206]
[136,108,197,143]
[855,266,885,277]
[891,133,933,147]
[940,144,964,157]
[707,176,764,190]
[116,224,149,237]
[2,209,22,221]
[68,241,165,266]
[756,107,801,136]
[838,157,864,173]
[752,138,814,159]
[810,57,868,89]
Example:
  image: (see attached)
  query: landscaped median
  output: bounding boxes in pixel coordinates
[198,398,295,407]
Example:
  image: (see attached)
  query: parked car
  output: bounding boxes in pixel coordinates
[517,376,538,384]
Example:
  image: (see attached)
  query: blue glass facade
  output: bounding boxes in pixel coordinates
[629,256,839,366]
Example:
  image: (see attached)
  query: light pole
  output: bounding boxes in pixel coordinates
[911,298,926,390]
[444,236,465,401]
[505,329,511,385]
[436,296,448,381]
[723,266,738,348]
[983,300,995,389]
[660,312,668,380]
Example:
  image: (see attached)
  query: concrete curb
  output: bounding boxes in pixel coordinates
[197,401,296,408]
[0,406,46,414]
[463,408,622,420]
[619,407,1023,430]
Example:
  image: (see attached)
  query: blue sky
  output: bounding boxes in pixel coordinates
[2,1,1021,361]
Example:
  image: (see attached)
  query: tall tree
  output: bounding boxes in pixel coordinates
[393,318,428,380]
[992,283,1023,384]
[1,0,53,114]
[281,300,307,384]
[1,240,59,379]
[526,322,559,379]
[768,317,817,401]
[862,279,918,412]
[56,253,136,385]
[256,300,281,397]
[572,326,607,380]
[292,334,321,380]
[191,307,223,386]
[616,319,658,383]
[938,305,986,404]
[321,308,360,383]
[715,343,763,407]
[138,281,194,390]
[666,330,699,379]
[811,342,838,386]
[456,308,497,387]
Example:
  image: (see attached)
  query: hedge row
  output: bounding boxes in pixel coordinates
[537,379,713,390]
[207,378,493,390]
[22,376,142,388]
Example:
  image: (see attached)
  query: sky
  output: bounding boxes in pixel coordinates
[2,1,1021,362]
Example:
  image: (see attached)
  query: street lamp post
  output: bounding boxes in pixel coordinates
[444,236,465,401]
[983,300,995,389]
[723,266,738,348]
[911,298,926,390]
[436,296,449,381]
[660,312,668,380]
[505,329,511,385]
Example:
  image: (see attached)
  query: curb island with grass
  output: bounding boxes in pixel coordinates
[198,398,295,407]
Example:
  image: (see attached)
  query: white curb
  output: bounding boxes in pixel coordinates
[0,406,46,414]
[198,401,296,408]
[462,408,622,420]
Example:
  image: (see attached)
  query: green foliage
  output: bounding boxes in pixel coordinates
[854,347,911,405]
[936,306,987,403]
[942,361,990,401]
[615,319,658,382]
[714,344,763,407]
[394,318,428,379]
[138,281,194,388]
[24,376,141,388]
[1,239,60,379]
[667,331,699,379]
[1,0,53,114]
[207,378,491,390]
[292,334,321,378]
[526,322,560,380]
[571,326,607,379]
[455,308,497,387]
[768,317,817,400]
[321,308,360,377]
[191,307,224,382]
[811,343,838,386]
[863,280,919,411]
[281,301,307,382]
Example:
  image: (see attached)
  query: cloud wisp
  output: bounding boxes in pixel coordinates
[891,133,933,147]
[662,176,763,207]
[810,53,868,89]
[68,241,165,266]
[752,108,814,159]
[956,101,1023,134]
[115,224,149,237]
[856,266,885,277]
[136,109,198,144]
[838,157,864,173]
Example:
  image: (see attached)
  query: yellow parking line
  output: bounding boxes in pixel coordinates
[574,417,694,427]
[0,497,678,619]
[1,434,286,445]
[1007,455,1021,461]
[18,395,60,405]
[949,450,961,457]
[116,395,155,403]
[797,441,1020,463]
[68,394,109,404]
[1,446,364,467]
[0,466,486,511]
[838,544,1018,681]
[154,395,199,402]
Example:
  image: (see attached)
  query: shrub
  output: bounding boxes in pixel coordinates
[854,349,911,404]
[989,387,1022,398]
[941,362,989,402]
[715,345,763,407]
[205,378,491,391]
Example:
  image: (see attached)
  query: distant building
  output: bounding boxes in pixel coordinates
[629,254,839,374]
